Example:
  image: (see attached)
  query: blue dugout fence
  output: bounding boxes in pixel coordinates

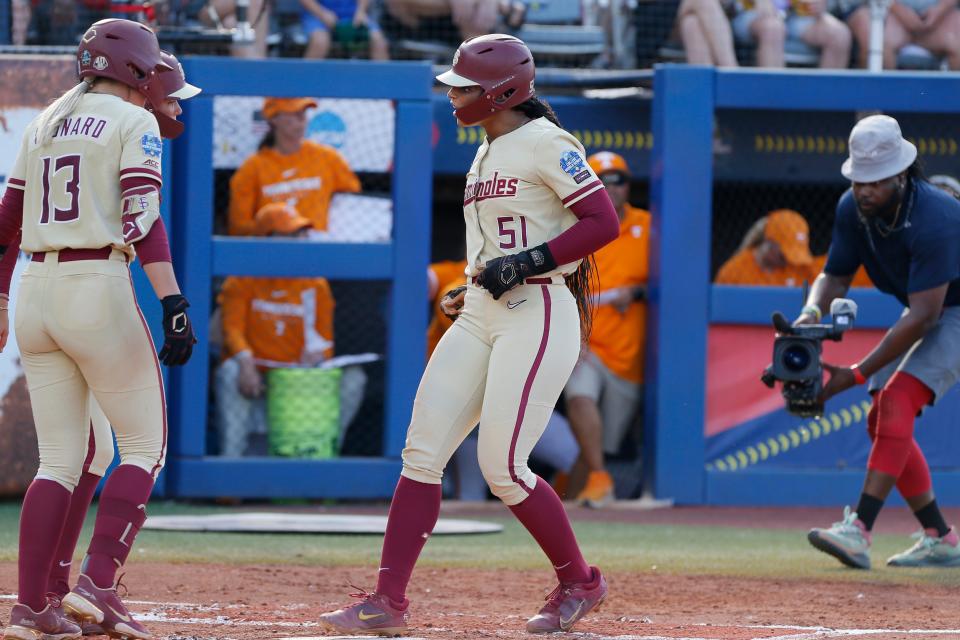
[649,66,960,506]
[166,58,433,498]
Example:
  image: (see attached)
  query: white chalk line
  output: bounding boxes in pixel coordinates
[5,594,960,639]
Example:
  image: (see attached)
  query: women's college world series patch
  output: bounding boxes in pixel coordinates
[559,150,591,184]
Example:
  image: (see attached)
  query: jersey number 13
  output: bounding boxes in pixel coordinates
[40,154,81,224]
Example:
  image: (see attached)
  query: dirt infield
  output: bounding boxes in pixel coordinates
[2,562,958,640]
[3,504,960,639]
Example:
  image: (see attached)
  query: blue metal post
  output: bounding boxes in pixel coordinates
[648,65,715,504]
[383,101,433,457]
[0,1,10,45]
[169,95,214,464]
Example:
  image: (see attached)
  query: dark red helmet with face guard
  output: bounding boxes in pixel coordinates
[436,34,535,126]
[76,19,180,135]
[150,50,202,139]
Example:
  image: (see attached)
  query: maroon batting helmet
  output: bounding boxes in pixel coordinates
[436,34,535,126]
[151,51,202,139]
[77,19,176,132]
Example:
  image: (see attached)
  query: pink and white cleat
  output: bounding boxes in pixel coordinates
[526,566,608,633]
[62,575,151,640]
[318,589,410,637]
[2,596,81,640]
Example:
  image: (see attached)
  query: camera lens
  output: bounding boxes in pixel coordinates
[782,345,811,372]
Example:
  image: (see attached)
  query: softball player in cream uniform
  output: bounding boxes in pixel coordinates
[320,34,619,636]
[0,20,196,640]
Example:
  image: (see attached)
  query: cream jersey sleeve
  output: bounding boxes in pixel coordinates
[533,128,603,208]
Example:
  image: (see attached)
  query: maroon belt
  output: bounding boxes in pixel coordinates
[32,247,115,263]
[471,276,554,285]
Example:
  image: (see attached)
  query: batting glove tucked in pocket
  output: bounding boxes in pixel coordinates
[159,294,197,366]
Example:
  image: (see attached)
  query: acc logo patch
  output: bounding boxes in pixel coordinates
[140,133,162,158]
[93,56,109,71]
[80,50,92,67]
[559,150,586,178]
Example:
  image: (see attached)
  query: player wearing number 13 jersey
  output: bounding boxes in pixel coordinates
[319,34,618,636]
[0,19,197,640]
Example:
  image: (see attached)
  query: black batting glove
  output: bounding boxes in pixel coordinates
[477,242,557,300]
[158,294,197,367]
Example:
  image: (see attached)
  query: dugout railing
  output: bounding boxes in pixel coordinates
[167,58,432,498]
[650,65,960,505]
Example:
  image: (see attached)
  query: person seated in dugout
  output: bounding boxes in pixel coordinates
[717,208,872,287]
[558,151,650,508]
[228,97,361,236]
[215,203,366,457]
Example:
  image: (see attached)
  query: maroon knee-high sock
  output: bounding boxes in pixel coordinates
[82,465,153,589]
[19,479,72,610]
[509,476,591,584]
[375,476,442,603]
[48,471,101,597]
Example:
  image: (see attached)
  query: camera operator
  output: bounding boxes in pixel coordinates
[802,115,960,570]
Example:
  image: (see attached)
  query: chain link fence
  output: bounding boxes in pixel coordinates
[208,94,394,459]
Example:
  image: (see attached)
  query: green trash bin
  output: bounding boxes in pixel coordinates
[267,367,342,459]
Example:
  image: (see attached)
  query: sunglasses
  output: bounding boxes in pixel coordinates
[600,172,628,186]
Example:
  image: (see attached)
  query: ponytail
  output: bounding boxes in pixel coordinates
[512,96,561,128]
[34,79,93,147]
[566,255,597,344]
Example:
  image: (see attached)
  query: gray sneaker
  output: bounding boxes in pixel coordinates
[888,526,960,567]
[807,506,872,569]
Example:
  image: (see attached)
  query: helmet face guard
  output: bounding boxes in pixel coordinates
[149,51,202,139]
[436,34,535,126]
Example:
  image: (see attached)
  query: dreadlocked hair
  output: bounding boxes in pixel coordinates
[565,254,598,344]
[513,96,561,128]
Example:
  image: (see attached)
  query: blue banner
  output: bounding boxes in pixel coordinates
[433,94,960,183]
[706,386,960,473]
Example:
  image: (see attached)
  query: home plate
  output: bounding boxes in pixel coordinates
[144,513,503,535]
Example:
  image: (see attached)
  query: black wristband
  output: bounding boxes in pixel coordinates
[528,242,557,275]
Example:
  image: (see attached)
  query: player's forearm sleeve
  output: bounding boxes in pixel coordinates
[546,188,619,264]
[0,231,21,296]
[133,217,172,265]
[0,186,25,248]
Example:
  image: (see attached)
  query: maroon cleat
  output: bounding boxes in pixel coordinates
[2,597,81,640]
[526,566,607,633]
[80,622,106,638]
[62,575,151,640]
[318,589,410,637]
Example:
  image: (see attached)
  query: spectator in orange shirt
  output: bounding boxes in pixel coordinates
[716,209,819,286]
[215,204,366,456]
[228,97,361,236]
[560,151,649,508]
[812,253,873,288]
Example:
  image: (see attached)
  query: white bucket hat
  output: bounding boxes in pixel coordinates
[841,115,917,183]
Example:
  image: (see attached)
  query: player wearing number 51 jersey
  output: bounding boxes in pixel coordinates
[0,19,197,640]
[320,34,618,637]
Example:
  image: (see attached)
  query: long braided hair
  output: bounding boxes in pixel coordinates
[513,95,598,343]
